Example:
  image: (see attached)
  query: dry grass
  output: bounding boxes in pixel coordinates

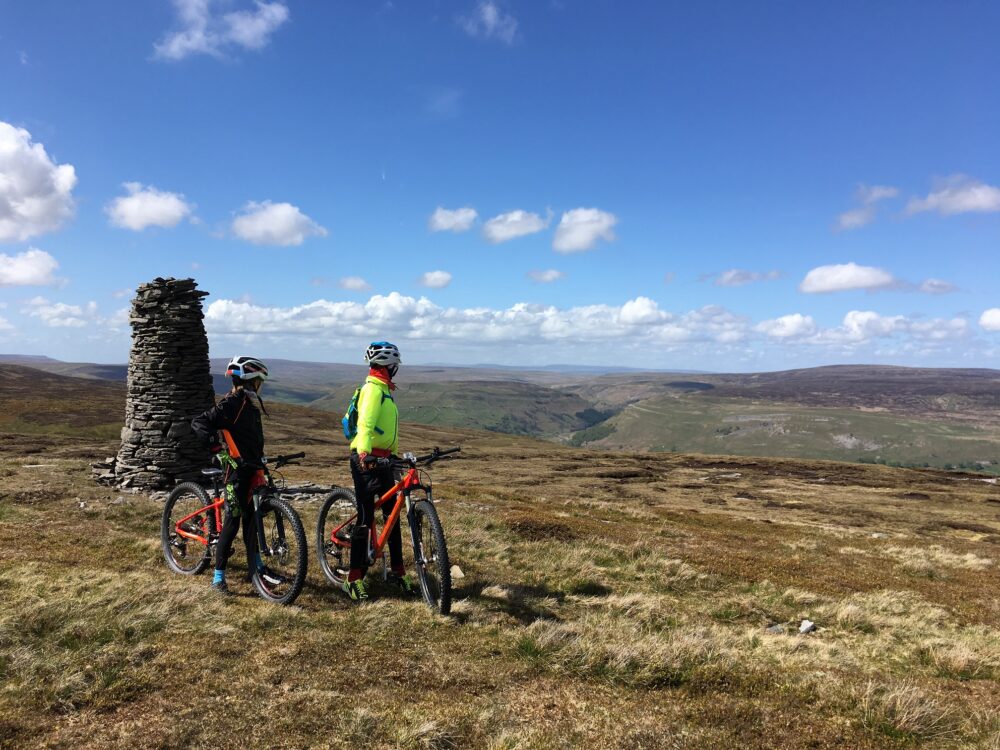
[1,395,999,748]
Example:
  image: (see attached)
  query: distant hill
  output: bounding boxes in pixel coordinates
[4,355,999,471]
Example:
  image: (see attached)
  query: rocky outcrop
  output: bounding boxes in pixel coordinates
[110,277,216,489]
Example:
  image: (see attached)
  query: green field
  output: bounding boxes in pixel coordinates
[576,394,1000,473]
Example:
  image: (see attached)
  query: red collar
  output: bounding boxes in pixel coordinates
[368,367,397,390]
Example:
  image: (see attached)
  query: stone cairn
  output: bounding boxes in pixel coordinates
[94,278,216,489]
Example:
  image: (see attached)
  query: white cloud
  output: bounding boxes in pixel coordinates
[22,296,99,328]
[552,208,618,253]
[527,269,564,283]
[0,316,12,332]
[799,262,896,293]
[19,52,29,66]
[0,121,77,243]
[339,276,372,292]
[0,248,60,287]
[714,269,781,287]
[906,175,1000,216]
[980,309,1000,332]
[919,278,958,295]
[460,1,518,44]
[428,206,477,233]
[154,0,290,61]
[418,271,452,289]
[482,209,550,243]
[857,185,899,204]
[204,293,751,349]
[836,184,898,231]
[231,201,327,246]
[106,182,193,231]
[755,313,817,339]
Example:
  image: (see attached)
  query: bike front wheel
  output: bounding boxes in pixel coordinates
[161,482,215,575]
[316,487,357,587]
[410,500,451,615]
[251,494,308,605]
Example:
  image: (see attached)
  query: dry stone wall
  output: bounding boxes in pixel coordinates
[113,277,216,489]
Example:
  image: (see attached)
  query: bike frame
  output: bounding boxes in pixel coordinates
[174,495,225,546]
[328,465,424,564]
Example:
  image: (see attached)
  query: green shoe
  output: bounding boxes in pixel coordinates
[342,578,369,601]
[387,572,418,595]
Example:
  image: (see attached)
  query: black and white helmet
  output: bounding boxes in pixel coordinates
[226,355,269,382]
[364,341,401,368]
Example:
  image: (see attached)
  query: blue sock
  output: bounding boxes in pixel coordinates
[213,569,225,585]
[255,553,264,572]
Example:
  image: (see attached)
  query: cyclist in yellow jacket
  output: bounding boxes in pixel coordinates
[344,341,416,601]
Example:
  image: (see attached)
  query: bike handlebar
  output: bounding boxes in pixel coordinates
[269,452,305,469]
[374,446,461,470]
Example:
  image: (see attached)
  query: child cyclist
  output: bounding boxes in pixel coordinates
[191,355,282,594]
[344,341,417,601]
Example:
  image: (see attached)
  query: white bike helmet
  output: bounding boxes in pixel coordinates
[364,341,401,375]
[226,355,269,383]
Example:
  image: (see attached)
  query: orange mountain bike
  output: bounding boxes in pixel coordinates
[316,447,460,614]
[160,443,309,606]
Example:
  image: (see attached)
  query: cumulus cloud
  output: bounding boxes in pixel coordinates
[980,309,1000,332]
[799,262,896,293]
[714,269,781,287]
[418,271,452,289]
[0,316,12,332]
[553,208,618,253]
[482,209,550,243]
[755,313,816,339]
[106,182,193,231]
[835,184,898,231]
[0,121,77,243]
[22,296,99,328]
[154,0,290,61]
[0,248,60,287]
[231,201,327,246]
[203,293,752,349]
[459,1,518,44]
[809,310,969,346]
[907,175,1000,216]
[339,276,372,292]
[527,269,564,283]
[428,206,477,233]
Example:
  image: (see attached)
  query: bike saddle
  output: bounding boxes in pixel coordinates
[201,468,224,478]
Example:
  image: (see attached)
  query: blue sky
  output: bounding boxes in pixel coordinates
[1,0,999,370]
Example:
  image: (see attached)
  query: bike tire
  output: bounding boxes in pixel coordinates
[411,500,451,615]
[251,494,308,606]
[161,482,214,575]
[316,487,357,587]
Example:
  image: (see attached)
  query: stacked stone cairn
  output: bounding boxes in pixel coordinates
[104,277,216,489]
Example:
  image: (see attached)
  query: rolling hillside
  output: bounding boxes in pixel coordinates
[4,357,1000,471]
[1,368,998,748]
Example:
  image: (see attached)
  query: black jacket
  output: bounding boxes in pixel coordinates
[191,389,265,466]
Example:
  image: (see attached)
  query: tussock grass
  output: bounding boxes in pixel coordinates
[859,680,960,743]
[2,410,999,747]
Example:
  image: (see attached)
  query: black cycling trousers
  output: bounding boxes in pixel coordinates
[215,470,258,572]
[349,457,403,572]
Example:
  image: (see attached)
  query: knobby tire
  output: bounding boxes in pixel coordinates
[411,500,451,615]
[251,494,308,606]
[161,482,215,575]
[316,487,357,587]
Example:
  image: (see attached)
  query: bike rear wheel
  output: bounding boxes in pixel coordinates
[410,500,451,614]
[161,482,215,575]
[251,494,307,605]
[316,487,357,587]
